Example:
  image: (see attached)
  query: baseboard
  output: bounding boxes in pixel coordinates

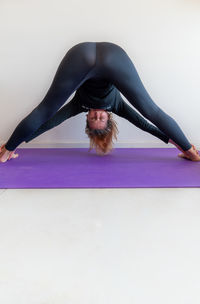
[1,141,199,149]
[6,141,173,149]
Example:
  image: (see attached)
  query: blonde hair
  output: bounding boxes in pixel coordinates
[85,112,119,156]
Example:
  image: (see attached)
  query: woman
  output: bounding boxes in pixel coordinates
[0,41,199,162]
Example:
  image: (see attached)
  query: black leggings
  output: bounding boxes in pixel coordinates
[5,41,192,151]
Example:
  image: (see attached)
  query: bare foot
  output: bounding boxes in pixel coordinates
[178,144,200,161]
[168,139,200,162]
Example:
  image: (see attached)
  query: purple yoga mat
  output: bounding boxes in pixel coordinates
[0,148,200,188]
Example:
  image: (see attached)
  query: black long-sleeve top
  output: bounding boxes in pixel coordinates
[24,78,169,144]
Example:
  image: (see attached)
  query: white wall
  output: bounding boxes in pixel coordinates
[1,0,200,149]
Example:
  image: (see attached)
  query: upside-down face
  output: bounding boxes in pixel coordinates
[86,109,109,129]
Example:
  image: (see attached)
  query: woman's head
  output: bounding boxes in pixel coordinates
[85,109,119,155]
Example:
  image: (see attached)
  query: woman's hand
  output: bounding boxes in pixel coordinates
[0,143,19,163]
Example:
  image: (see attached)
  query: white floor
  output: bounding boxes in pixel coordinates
[0,188,200,304]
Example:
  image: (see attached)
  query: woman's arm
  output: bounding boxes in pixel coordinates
[25,94,83,143]
[1,93,83,162]
[112,94,169,144]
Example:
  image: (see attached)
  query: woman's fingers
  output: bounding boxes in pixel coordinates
[8,151,14,160]
[8,151,19,160]
[11,153,19,159]
[0,148,19,162]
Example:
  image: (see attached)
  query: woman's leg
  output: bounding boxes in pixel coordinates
[5,42,96,151]
[98,42,192,151]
